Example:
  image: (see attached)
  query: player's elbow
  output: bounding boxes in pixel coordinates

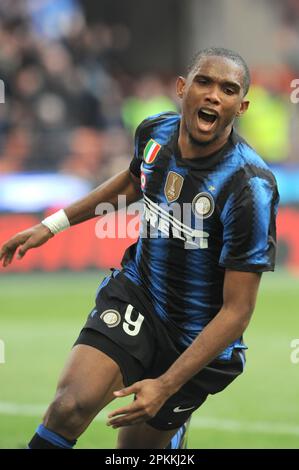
[237,312,252,334]
[224,301,255,333]
[239,306,255,332]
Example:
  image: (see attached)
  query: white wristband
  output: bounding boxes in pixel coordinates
[41,209,70,235]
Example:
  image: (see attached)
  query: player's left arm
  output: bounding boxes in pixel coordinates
[107,269,261,427]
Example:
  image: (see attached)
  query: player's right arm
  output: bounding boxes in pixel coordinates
[0,169,141,267]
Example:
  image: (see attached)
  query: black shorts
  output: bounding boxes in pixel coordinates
[74,270,245,430]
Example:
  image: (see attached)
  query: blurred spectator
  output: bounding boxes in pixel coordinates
[100,127,132,181]
[238,67,293,162]
[0,127,32,172]
[122,75,177,133]
[26,0,84,41]
[0,0,298,184]
[0,6,120,176]
[273,0,299,74]
[60,127,104,182]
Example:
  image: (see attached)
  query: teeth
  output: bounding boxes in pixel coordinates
[201,109,217,116]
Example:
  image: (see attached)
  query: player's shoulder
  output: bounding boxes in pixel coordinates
[135,111,180,141]
[231,131,277,188]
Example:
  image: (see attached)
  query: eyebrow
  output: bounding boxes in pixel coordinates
[194,74,241,92]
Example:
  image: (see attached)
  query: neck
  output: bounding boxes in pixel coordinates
[178,125,232,159]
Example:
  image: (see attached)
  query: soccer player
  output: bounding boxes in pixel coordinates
[0,47,279,449]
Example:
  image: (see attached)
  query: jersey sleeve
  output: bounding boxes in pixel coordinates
[129,112,179,178]
[129,119,148,178]
[219,176,279,272]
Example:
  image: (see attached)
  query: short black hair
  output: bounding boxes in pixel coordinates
[187,47,250,96]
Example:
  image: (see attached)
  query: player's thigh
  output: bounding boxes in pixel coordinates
[117,422,179,449]
[53,344,124,413]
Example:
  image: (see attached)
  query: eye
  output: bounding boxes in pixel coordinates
[196,77,208,84]
[223,87,236,95]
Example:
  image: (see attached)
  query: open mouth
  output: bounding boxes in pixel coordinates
[197,107,218,132]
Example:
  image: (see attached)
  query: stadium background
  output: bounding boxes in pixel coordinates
[0,0,299,448]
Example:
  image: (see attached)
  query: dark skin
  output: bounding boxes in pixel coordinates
[107,270,260,428]
[0,169,141,266]
[107,57,258,428]
[177,55,249,158]
[0,56,260,444]
[0,56,249,266]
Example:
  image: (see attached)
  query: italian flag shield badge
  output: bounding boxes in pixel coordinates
[143,139,161,164]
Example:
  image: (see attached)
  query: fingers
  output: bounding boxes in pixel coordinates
[107,401,148,428]
[107,388,156,428]
[113,383,139,398]
[107,410,146,428]
[1,251,14,268]
[0,240,19,267]
[0,233,30,267]
[0,246,5,260]
[17,239,35,260]
[108,402,142,420]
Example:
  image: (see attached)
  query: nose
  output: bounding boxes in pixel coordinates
[204,85,221,105]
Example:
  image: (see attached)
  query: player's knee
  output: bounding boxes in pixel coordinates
[43,389,88,435]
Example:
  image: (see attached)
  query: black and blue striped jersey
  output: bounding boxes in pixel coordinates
[121,112,279,359]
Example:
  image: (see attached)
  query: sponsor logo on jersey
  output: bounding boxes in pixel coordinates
[143,139,161,164]
[192,192,215,219]
[164,171,184,203]
[173,405,196,413]
[100,309,121,328]
[143,194,209,249]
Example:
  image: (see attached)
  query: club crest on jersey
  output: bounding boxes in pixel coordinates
[100,309,121,328]
[192,192,215,219]
[164,171,184,203]
[143,139,161,164]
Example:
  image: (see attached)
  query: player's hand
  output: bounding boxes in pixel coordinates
[0,223,54,267]
[106,378,172,428]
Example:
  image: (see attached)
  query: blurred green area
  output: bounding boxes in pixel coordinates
[0,270,298,449]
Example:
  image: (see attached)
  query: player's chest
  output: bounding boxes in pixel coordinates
[140,156,218,219]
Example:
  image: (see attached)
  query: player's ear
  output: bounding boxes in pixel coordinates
[176,76,186,99]
[236,99,249,117]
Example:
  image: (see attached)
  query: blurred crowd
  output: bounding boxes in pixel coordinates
[0,0,299,186]
[0,0,177,184]
[239,0,299,163]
